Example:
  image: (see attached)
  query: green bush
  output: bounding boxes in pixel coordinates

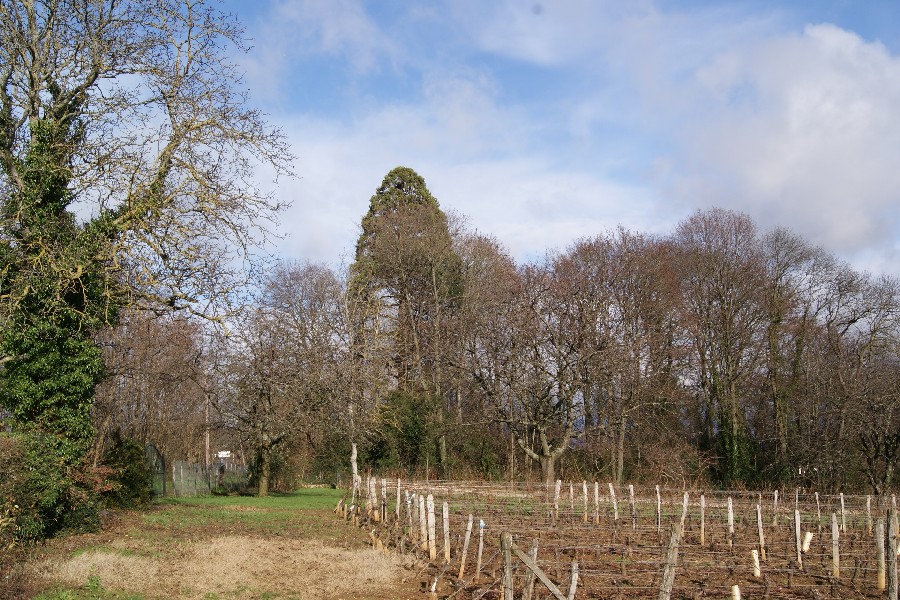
[100,431,152,509]
[0,432,99,541]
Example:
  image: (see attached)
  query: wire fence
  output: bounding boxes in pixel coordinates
[342,478,899,599]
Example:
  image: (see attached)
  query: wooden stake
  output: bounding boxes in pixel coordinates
[427,494,437,560]
[731,584,741,600]
[773,490,779,528]
[593,482,600,525]
[815,492,821,532]
[751,549,761,578]
[443,501,450,563]
[803,531,813,553]
[889,508,898,600]
[458,514,474,579]
[475,518,485,581]
[794,509,802,569]
[522,539,539,600]
[868,495,873,536]
[501,531,514,600]
[419,495,428,551]
[658,523,683,600]
[554,480,561,520]
[656,485,662,536]
[840,493,846,533]
[629,484,637,530]
[567,561,579,600]
[582,481,588,523]
[569,482,575,516]
[831,512,840,578]
[609,483,619,521]
[878,518,886,591]
[395,478,401,519]
[680,492,689,529]
[756,504,766,561]
[700,494,706,546]
[727,497,734,550]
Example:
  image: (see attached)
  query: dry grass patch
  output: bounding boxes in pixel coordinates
[39,535,412,599]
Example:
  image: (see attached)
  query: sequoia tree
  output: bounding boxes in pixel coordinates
[351,167,461,470]
[0,0,290,469]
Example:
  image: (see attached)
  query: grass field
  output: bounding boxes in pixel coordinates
[8,489,418,600]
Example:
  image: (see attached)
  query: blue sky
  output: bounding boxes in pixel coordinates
[225,0,900,274]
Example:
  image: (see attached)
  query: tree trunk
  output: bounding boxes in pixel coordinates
[258,445,271,497]
[541,455,556,485]
[615,415,626,485]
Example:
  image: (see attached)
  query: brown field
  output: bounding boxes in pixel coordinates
[358,480,895,599]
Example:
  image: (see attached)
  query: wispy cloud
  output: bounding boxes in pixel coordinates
[233,0,900,275]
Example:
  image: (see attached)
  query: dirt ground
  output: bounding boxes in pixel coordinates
[4,503,426,600]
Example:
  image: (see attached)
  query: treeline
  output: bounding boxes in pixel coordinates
[93,167,900,495]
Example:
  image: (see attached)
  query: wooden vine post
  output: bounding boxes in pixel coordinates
[840,493,846,533]
[442,501,451,563]
[609,483,619,521]
[593,482,600,525]
[727,497,734,550]
[700,494,706,546]
[889,507,899,600]
[419,495,428,551]
[773,490,779,528]
[794,509,802,569]
[629,484,637,530]
[658,523,683,600]
[877,518,886,591]
[475,518,485,581]
[458,514,474,579]
[831,512,840,578]
[582,481,588,523]
[501,531,514,600]
[756,504,766,561]
[427,494,437,561]
[867,495,873,536]
[554,480,561,520]
[522,539,539,600]
[655,485,662,536]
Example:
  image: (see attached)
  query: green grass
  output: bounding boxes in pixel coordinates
[141,488,345,531]
[33,577,148,600]
[160,487,344,509]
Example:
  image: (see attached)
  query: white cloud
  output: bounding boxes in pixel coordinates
[677,24,900,260]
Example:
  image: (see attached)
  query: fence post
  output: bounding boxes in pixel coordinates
[700,494,706,546]
[727,497,734,550]
[582,481,588,523]
[889,507,898,600]
[877,518,886,591]
[501,531,514,600]
[658,523,683,600]
[523,539,539,600]
[756,504,766,561]
[427,494,437,561]
[567,561,579,600]
[609,483,619,521]
[475,518,485,581]
[629,484,637,530]
[458,514,474,579]
[443,501,451,563]
[831,512,840,578]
